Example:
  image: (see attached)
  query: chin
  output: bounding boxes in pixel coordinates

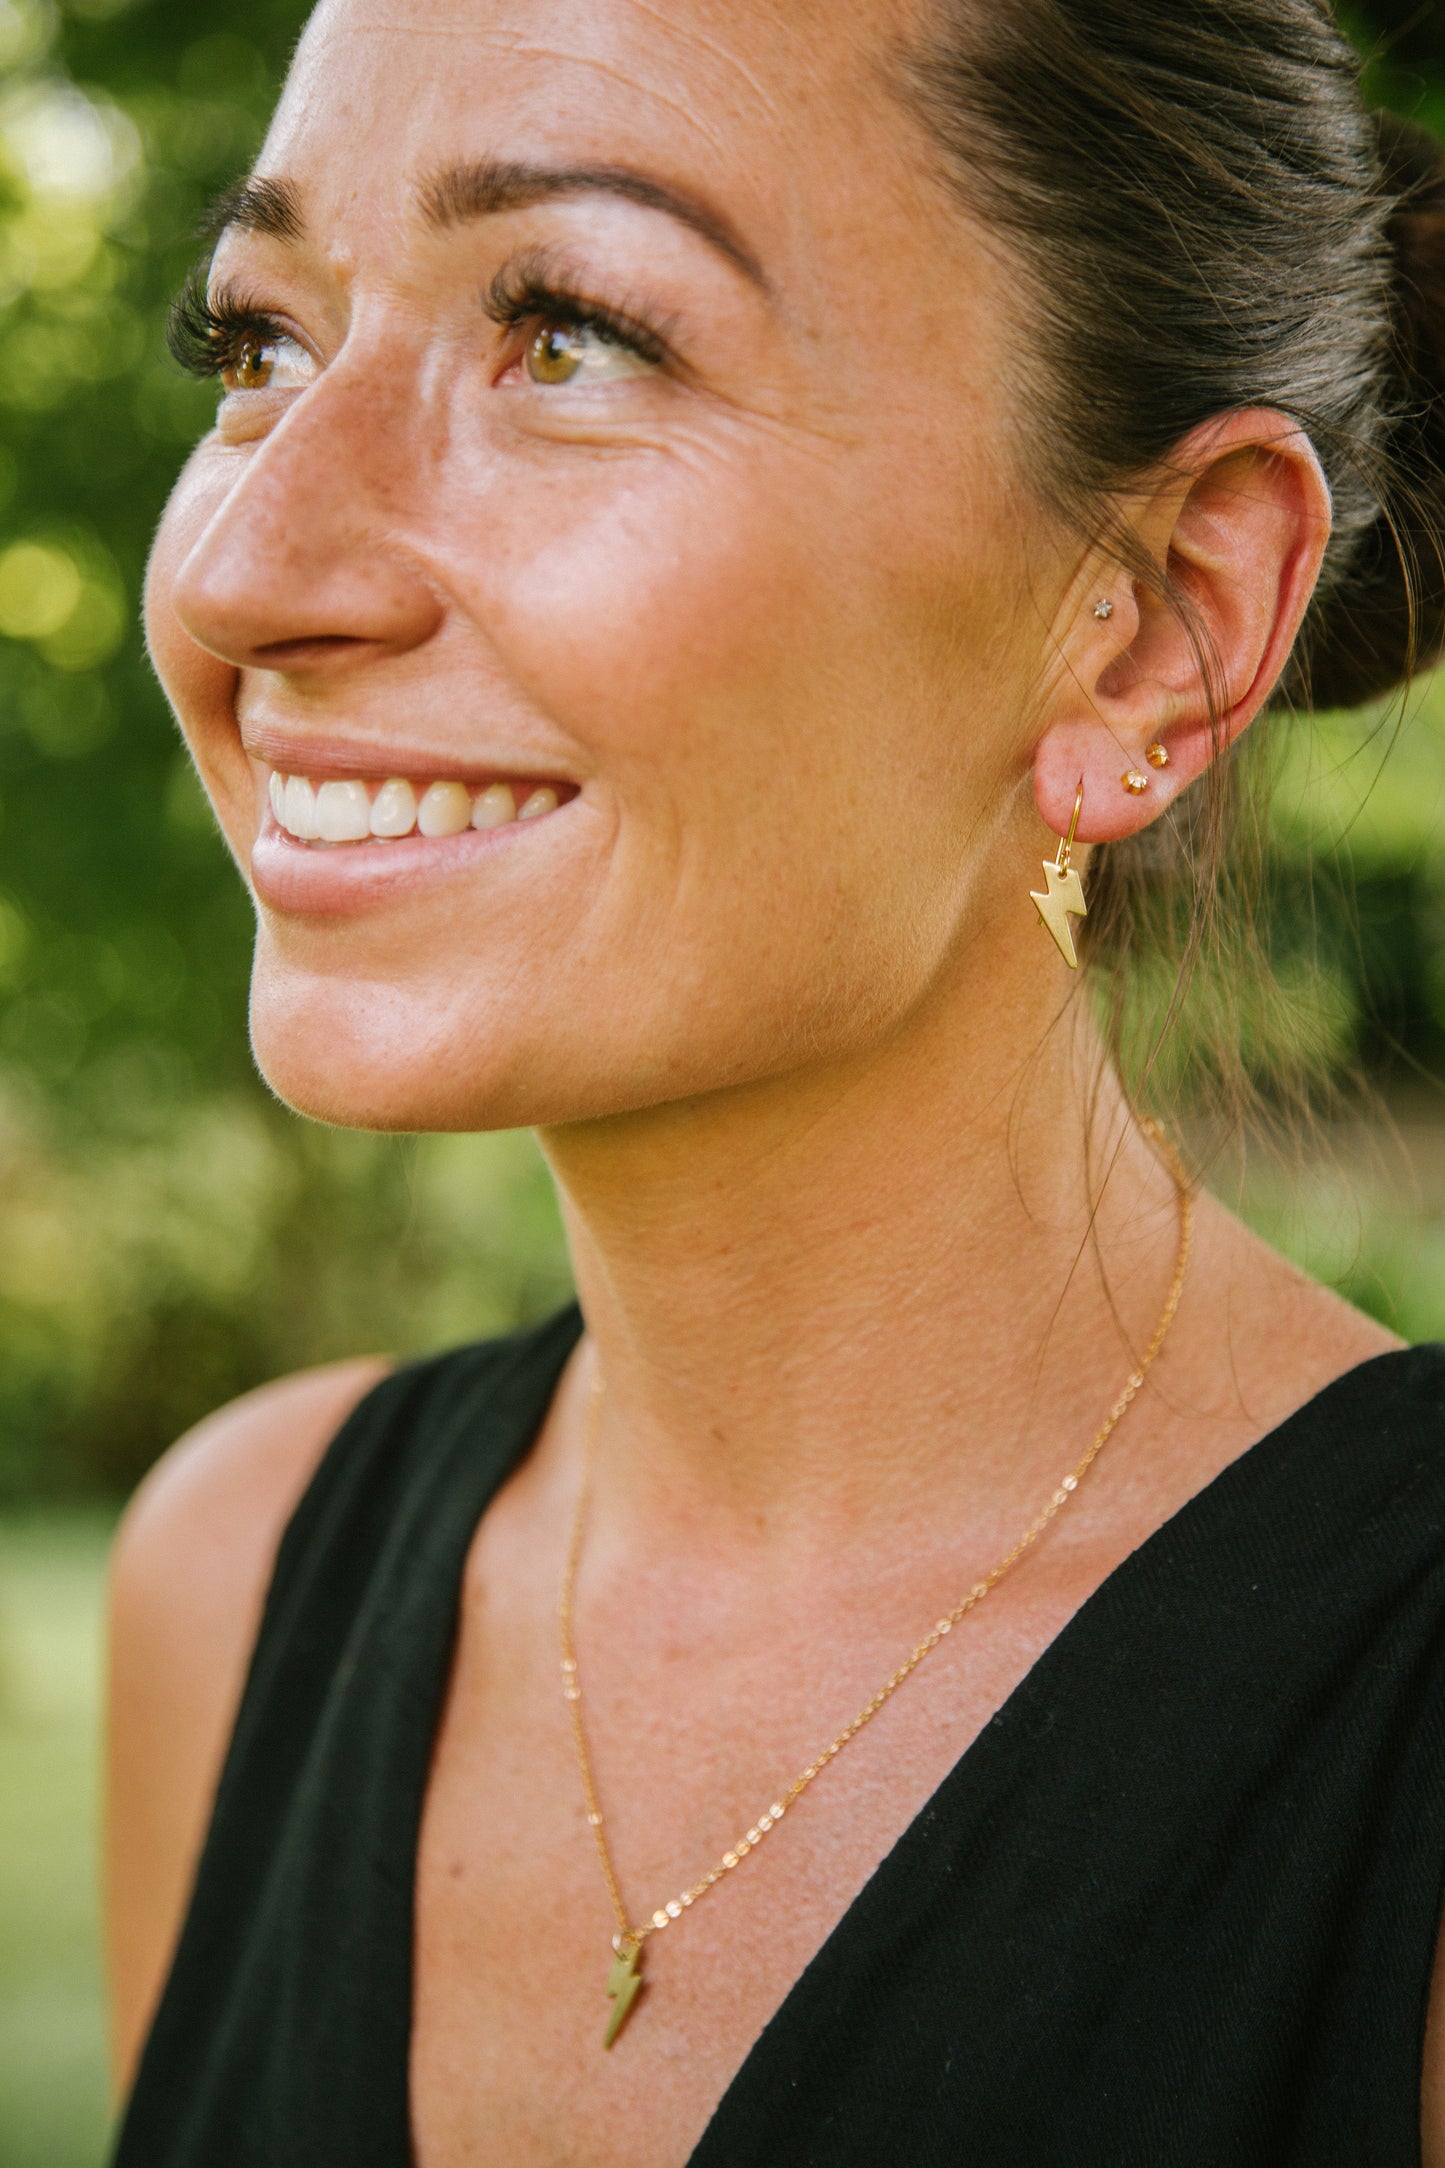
[245,952,690,1135]
[249,954,526,1132]
[247,930,880,1137]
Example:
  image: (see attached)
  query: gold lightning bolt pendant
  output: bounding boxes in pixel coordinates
[1031,858,1088,969]
[1030,778,1088,969]
[603,1939,644,2049]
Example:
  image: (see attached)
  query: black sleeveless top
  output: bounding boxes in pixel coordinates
[115,1309,1445,2166]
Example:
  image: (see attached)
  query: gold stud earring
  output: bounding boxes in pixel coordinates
[1093,599,1114,621]
[1145,742,1169,769]
[1121,770,1149,795]
[1030,777,1088,971]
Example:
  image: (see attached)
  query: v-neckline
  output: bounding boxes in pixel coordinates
[435,1323,1414,2165]
[680,1346,1416,2163]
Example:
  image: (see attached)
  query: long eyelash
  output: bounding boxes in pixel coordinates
[167,267,283,380]
[482,259,672,368]
[166,258,673,381]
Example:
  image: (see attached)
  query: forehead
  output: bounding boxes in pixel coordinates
[265,0,930,239]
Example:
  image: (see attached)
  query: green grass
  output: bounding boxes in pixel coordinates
[0,1512,116,2168]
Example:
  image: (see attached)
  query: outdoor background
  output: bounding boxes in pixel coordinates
[1,0,1443,2161]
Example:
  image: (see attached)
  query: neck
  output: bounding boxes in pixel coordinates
[539,974,1185,1546]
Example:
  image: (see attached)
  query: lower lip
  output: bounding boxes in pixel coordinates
[249,811,557,915]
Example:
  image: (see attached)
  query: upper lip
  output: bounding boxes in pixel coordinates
[241,726,576,784]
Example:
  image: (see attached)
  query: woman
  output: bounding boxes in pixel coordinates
[106,0,1445,2159]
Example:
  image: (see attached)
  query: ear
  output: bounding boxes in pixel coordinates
[1032,409,1332,845]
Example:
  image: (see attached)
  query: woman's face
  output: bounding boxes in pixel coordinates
[147,0,1066,1132]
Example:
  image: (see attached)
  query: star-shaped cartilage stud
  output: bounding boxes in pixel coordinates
[1030,778,1088,970]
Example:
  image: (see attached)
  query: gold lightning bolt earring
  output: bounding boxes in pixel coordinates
[1030,778,1088,971]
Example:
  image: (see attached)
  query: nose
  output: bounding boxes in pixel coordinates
[169,360,446,676]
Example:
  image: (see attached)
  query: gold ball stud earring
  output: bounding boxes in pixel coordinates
[1093,599,1114,621]
[1145,742,1169,769]
[1121,770,1149,795]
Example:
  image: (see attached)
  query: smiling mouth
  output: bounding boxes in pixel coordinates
[266,769,575,844]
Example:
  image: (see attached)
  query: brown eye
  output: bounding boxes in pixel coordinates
[520,320,654,388]
[526,325,584,385]
[217,327,314,399]
[230,336,275,391]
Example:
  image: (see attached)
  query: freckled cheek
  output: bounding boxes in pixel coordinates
[468,479,839,788]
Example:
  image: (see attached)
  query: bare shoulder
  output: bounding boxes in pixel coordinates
[109,1355,388,1638]
[105,1356,388,2093]
[108,1357,390,1753]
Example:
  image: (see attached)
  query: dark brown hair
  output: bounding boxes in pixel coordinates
[904,0,1445,1118]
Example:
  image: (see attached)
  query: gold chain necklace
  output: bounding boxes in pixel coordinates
[558,1146,1194,2049]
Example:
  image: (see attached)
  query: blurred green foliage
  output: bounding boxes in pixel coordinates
[0,1511,114,2168]
[0,0,573,1501]
[0,0,1441,1499]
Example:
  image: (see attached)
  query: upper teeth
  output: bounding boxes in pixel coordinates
[267,772,560,843]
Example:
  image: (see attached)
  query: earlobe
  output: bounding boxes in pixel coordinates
[1032,408,1332,848]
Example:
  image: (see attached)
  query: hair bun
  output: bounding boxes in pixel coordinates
[1305,111,1445,711]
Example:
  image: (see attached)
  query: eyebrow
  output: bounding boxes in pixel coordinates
[424,159,771,292]
[200,175,305,244]
[203,158,770,295]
